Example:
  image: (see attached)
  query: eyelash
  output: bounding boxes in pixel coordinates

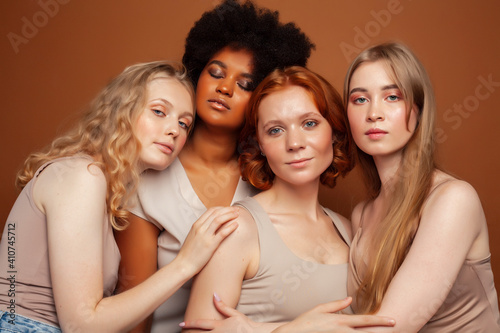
[179,121,190,130]
[304,120,318,128]
[267,127,283,136]
[153,109,165,116]
[209,69,253,92]
[153,109,191,130]
[266,120,319,136]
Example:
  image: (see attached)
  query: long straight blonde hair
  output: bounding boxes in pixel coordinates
[343,42,437,313]
[16,61,194,230]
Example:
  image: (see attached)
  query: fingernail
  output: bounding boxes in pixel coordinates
[389,319,396,325]
[214,292,221,302]
[179,322,185,327]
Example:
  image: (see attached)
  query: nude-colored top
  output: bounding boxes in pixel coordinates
[234,197,352,322]
[348,227,500,332]
[130,157,258,333]
[0,156,120,328]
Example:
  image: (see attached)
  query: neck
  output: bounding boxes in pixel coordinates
[180,121,240,165]
[373,152,402,199]
[264,178,322,218]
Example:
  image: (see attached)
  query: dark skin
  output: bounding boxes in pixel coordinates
[114,48,255,332]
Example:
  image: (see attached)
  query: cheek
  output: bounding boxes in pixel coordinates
[177,134,188,149]
[234,94,252,114]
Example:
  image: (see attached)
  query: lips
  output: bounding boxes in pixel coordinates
[155,142,174,154]
[208,98,230,111]
[286,158,312,168]
[365,128,387,139]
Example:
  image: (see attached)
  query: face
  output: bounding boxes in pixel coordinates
[135,75,194,172]
[257,85,333,187]
[195,47,254,132]
[347,61,418,160]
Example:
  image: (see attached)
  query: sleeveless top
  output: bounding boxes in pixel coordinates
[130,157,258,333]
[234,197,352,322]
[0,155,120,327]
[348,203,500,332]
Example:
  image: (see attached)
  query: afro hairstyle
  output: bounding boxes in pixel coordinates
[182,0,315,88]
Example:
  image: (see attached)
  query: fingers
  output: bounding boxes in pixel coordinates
[313,297,353,313]
[179,319,217,330]
[213,293,241,317]
[193,206,240,233]
[347,315,396,328]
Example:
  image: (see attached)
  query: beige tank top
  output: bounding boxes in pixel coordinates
[348,227,500,332]
[235,197,352,323]
[0,156,120,327]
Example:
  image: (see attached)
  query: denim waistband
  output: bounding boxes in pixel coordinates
[0,310,62,333]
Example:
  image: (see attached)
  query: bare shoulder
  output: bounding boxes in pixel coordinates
[34,156,107,210]
[421,171,485,232]
[229,204,259,243]
[426,172,482,210]
[39,156,105,184]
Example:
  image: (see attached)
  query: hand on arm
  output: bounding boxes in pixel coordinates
[183,208,259,332]
[181,296,395,333]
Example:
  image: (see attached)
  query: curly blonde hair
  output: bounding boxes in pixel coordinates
[239,66,352,190]
[16,61,194,230]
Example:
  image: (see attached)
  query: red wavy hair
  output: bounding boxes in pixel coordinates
[239,66,352,190]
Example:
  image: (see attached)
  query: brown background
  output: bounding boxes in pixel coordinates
[1,0,499,306]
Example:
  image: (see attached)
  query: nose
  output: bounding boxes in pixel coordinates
[286,128,305,151]
[165,117,179,137]
[367,100,384,122]
[216,78,234,97]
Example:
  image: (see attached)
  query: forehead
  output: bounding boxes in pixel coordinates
[350,60,396,88]
[147,76,194,112]
[258,85,319,120]
[208,47,254,73]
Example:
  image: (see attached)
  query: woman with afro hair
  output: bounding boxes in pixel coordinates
[114,1,316,332]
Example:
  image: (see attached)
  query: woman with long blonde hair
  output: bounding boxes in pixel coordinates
[344,42,499,331]
[0,61,239,332]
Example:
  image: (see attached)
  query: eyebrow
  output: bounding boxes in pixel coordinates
[207,60,254,80]
[151,98,173,108]
[261,112,322,129]
[349,84,399,95]
[150,98,194,118]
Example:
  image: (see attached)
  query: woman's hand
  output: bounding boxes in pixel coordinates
[175,207,240,276]
[180,293,275,332]
[180,295,395,333]
[273,298,396,333]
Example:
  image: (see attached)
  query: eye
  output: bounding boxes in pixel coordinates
[209,68,224,79]
[304,120,318,128]
[353,97,368,104]
[268,127,283,136]
[179,120,192,130]
[152,109,165,117]
[238,80,254,92]
[387,95,400,102]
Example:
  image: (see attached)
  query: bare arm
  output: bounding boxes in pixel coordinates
[183,207,259,332]
[366,180,488,331]
[36,160,240,332]
[114,213,160,332]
